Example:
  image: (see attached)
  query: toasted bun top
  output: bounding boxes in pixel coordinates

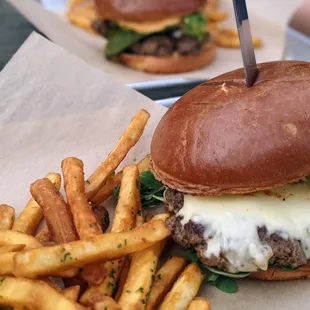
[151,61,310,196]
[94,0,206,22]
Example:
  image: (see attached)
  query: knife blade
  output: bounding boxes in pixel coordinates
[232,0,259,87]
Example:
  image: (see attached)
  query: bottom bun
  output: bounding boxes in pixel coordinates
[250,263,310,280]
[119,41,216,74]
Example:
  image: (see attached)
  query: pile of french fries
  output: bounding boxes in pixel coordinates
[0,109,210,310]
[66,0,262,49]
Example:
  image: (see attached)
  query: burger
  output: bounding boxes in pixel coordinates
[92,0,216,73]
[150,61,310,280]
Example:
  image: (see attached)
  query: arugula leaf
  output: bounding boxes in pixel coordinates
[280,266,299,271]
[181,12,207,40]
[184,249,199,263]
[113,186,120,201]
[140,171,163,190]
[306,176,310,184]
[214,276,238,293]
[105,27,145,57]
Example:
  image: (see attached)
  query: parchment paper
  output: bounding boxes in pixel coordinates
[7,0,302,83]
[1,33,309,310]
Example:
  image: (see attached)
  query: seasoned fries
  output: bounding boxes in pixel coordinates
[159,263,204,310]
[146,256,187,310]
[30,178,78,243]
[1,109,214,308]
[13,173,61,235]
[0,277,85,310]
[80,165,140,305]
[187,297,211,310]
[204,8,228,22]
[93,297,123,310]
[85,109,150,199]
[0,204,15,230]
[62,285,81,302]
[91,154,151,206]
[62,157,102,239]
[13,220,170,278]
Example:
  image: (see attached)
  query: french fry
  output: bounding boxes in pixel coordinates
[85,109,150,199]
[187,297,211,310]
[30,178,78,243]
[13,173,61,235]
[0,231,77,278]
[118,214,168,310]
[13,220,170,278]
[35,226,51,245]
[67,10,97,34]
[93,297,123,310]
[0,277,85,310]
[0,244,26,254]
[114,257,131,302]
[146,257,187,310]
[0,252,16,275]
[158,263,204,310]
[91,154,151,206]
[62,285,81,302]
[0,204,15,230]
[80,166,140,305]
[0,230,41,249]
[62,157,102,239]
[214,27,263,48]
[62,157,106,285]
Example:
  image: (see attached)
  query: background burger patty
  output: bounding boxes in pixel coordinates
[165,189,307,271]
[92,20,206,56]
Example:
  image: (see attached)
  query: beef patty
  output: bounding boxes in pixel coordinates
[164,189,308,272]
[92,20,207,56]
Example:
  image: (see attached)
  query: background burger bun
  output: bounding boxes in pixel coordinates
[119,41,216,74]
[151,61,310,196]
[250,263,310,280]
[94,0,207,22]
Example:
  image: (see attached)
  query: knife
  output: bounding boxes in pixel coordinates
[232,0,259,87]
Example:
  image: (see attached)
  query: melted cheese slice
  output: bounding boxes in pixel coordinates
[116,17,181,34]
[178,183,310,273]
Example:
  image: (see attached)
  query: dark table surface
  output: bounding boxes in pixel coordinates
[0,0,38,71]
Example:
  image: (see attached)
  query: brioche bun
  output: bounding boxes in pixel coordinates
[94,0,207,22]
[118,41,216,74]
[151,61,310,196]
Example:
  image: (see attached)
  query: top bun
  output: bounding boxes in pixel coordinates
[94,0,206,22]
[151,61,310,196]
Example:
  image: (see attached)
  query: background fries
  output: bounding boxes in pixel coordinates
[146,256,187,310]
[0,244,25,254]
[13,173,61,235]
[91,154,151,206]
[30,178,78,243]
[0,204,15,230]
[159,263,204,310]
[0,277,85,310]
[13,220,169,278]
[187,297,211,310]
[35,226,51,245]
[85,109,150,199]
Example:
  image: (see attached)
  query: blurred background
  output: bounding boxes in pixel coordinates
[0,0,309,102]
